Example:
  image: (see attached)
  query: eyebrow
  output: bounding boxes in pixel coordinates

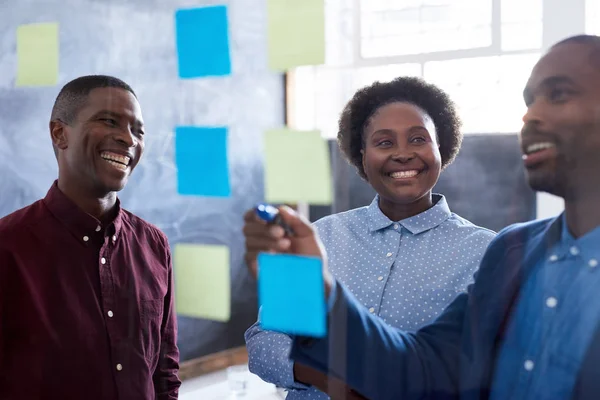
[371,126,428,136]
[523,75,577,100]
[92,110,144,128]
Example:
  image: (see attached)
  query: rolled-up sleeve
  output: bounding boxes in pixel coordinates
[245,318,310,391]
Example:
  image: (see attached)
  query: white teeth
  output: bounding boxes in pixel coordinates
[390,170,419,179]
[526,142,555,154]
[106,159,128,171]
[101,152,130,166]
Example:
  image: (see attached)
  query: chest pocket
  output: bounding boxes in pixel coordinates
[140,298,164,364]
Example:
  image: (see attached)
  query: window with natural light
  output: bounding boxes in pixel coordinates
[359,0,492,58]
[586,0,600,35]
[289,0,550,138]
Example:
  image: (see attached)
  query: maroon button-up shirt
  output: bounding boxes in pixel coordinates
[0,181,180,399]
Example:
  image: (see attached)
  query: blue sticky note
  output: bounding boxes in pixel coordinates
[175,6,232,78]
[258,253,326,337]
[175,126,231,197]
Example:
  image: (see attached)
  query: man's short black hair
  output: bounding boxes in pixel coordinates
[50,75,136,157]
[51,75,136,124]
[338,76,462,180]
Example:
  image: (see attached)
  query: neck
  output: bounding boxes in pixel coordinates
[378,192,434,222]
[57,177,118,222]
[563,187,600,238]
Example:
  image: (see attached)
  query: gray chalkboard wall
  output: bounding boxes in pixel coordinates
[0,0,283,361]
[0,0,536,364]
[310,134,536,232]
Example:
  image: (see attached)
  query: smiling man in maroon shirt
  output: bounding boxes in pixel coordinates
[0,75,180,399]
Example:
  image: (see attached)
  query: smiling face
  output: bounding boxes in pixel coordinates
[361,101,442,216]
[51,87,145,196]
[521,41,600,199]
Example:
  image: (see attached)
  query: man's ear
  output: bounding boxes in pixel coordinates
[49,120,68,152]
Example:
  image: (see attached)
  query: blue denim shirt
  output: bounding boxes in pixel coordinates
[492,215,600,399]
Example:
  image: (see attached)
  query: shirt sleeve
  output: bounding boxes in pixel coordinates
[0,246,7,367]
[245,317,310,391]
[153,240,182,399]
[289,280,468,399]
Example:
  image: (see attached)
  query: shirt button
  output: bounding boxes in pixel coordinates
[83,236,89,242]
[101,257,106,265]
[112,235,117,242]
[393,224,399,230]
[546,297,558,308]
[524,360,534,371]
[95,225,101,232]
[570,246,579,256]
[386,252,393,257]
[377,276,384,281]
[589,259,598,268]
[369,307,375,313]
[107,310,114,318]
[116,363,123,371]
[549,254,558,262]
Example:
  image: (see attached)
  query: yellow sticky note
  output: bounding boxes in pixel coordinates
[267,0,325,71]
[16,22,59,87]
[174,244,231,322]
[264,129,332,205]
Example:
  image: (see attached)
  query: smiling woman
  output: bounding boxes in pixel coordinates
[243,76,496,400]
[338,76,462,221]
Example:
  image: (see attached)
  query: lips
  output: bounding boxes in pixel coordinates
[521,142,557,168]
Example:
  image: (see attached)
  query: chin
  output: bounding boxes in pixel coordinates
[100,178,128,193]
[526,172,562,197]
[386,189,429,205]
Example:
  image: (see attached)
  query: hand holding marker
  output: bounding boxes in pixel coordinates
[254,203,295,237]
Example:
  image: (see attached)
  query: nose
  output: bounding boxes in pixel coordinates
[522,98,543,126]
[113,126,137,148]
[391,145,416,163]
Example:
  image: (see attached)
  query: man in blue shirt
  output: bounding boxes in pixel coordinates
[242,34,600,399]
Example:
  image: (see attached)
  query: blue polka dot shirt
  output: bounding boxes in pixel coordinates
[245,194,496,399]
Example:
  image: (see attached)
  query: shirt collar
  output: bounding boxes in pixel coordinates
[43,180,123,244]
[554,213,600,263]
[366,194,452,234]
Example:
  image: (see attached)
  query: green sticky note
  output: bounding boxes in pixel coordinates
[267,0,325,71]
[16,22,59,87]
[264,129,332,205]
[174,244,231,322]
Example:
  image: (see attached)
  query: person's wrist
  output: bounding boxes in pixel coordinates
[293,362,311,386]
[324,276,333,299]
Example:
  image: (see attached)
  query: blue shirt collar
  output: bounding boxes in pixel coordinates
[552,213,600,263]
[366,194,452,234]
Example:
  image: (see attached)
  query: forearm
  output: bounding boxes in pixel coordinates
[294,362,368,399]
[245,321,309,390]
[291,282,465,400]
[154,253,181,399]
[154,329,181,400]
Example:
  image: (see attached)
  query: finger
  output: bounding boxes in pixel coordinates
[244,253,259,279]
[278,206,314,237]
[243,222,285,238]
[245,236,291,252]
[243,208,263,223]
